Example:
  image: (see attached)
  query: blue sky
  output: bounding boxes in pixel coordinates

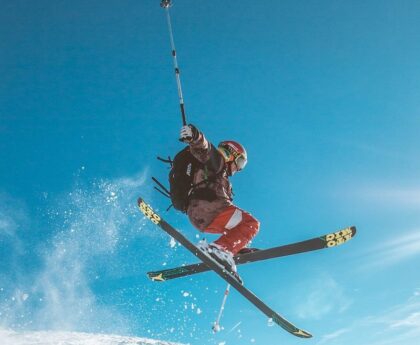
[1,0,419,344]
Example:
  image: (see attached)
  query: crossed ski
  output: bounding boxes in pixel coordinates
[148,226,356,282]
[138,196,356,338]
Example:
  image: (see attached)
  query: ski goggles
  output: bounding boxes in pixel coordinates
[234,154,247,171]
[218,146,247,171]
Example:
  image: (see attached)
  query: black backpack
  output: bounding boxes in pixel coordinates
[169,147,202,212]
[153,146,221,213]
[153,147,202,213]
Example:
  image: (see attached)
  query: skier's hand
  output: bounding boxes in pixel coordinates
[180,124,199,143]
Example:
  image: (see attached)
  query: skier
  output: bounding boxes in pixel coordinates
[179,124,260,277]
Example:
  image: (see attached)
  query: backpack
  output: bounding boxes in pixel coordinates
[152,147,201,213]
[153,146,221,213]
[169,147,201,212]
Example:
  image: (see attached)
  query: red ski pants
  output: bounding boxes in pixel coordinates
[204,205,260,255]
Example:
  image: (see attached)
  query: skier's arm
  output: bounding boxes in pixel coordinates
[180,125,224,174]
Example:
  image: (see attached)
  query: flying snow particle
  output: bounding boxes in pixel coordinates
[170,237,176,248]
[267,318,274,327]
[196,308,202,315]
[106,191,118,203]
[182,292,190,297]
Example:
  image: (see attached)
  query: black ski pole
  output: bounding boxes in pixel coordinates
[160,0,188,129]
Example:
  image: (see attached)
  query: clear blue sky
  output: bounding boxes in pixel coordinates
[1,0,419,344]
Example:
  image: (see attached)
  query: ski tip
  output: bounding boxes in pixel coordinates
[323,225,357,248]
[346,225,357,240]
[137,198,162,225]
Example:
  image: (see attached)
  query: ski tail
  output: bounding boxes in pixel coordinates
[148,263,208,281]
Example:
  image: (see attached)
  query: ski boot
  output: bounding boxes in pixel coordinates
[198,240,243,284]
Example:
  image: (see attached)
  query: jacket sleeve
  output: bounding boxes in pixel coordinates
[189,132,225,174]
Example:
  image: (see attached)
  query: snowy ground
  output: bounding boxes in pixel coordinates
[0,329,184,345]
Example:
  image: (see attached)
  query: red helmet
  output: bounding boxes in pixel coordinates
[218,140,248,171]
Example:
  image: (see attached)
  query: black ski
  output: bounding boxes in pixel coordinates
[148,226,356,282]
[138,197,312,338]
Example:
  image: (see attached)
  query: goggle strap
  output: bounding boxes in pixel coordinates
[218,147,232,162]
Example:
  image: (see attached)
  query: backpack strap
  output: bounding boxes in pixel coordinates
[188,165,231,202]
[152,157,174,210]
[152,177,171,199]
[157,155,173,166]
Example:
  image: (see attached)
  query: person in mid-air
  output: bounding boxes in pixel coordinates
[180,124,260,280]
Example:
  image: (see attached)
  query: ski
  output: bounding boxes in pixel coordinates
[148,226,356,282]
[138,197,312,338]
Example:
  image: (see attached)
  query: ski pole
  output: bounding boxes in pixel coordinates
[212,284,231,333]
[160,0,187,127]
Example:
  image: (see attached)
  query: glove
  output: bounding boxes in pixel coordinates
[180,124,199,143]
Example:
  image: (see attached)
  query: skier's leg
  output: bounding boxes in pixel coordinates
[205,205,260,255]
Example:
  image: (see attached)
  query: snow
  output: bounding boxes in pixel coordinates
[0,329,185,345]
[169,237,176,248]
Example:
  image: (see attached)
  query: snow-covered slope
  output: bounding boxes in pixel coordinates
[0,329,184,345]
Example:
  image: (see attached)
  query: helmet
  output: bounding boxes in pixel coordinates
[218,140,248,171]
